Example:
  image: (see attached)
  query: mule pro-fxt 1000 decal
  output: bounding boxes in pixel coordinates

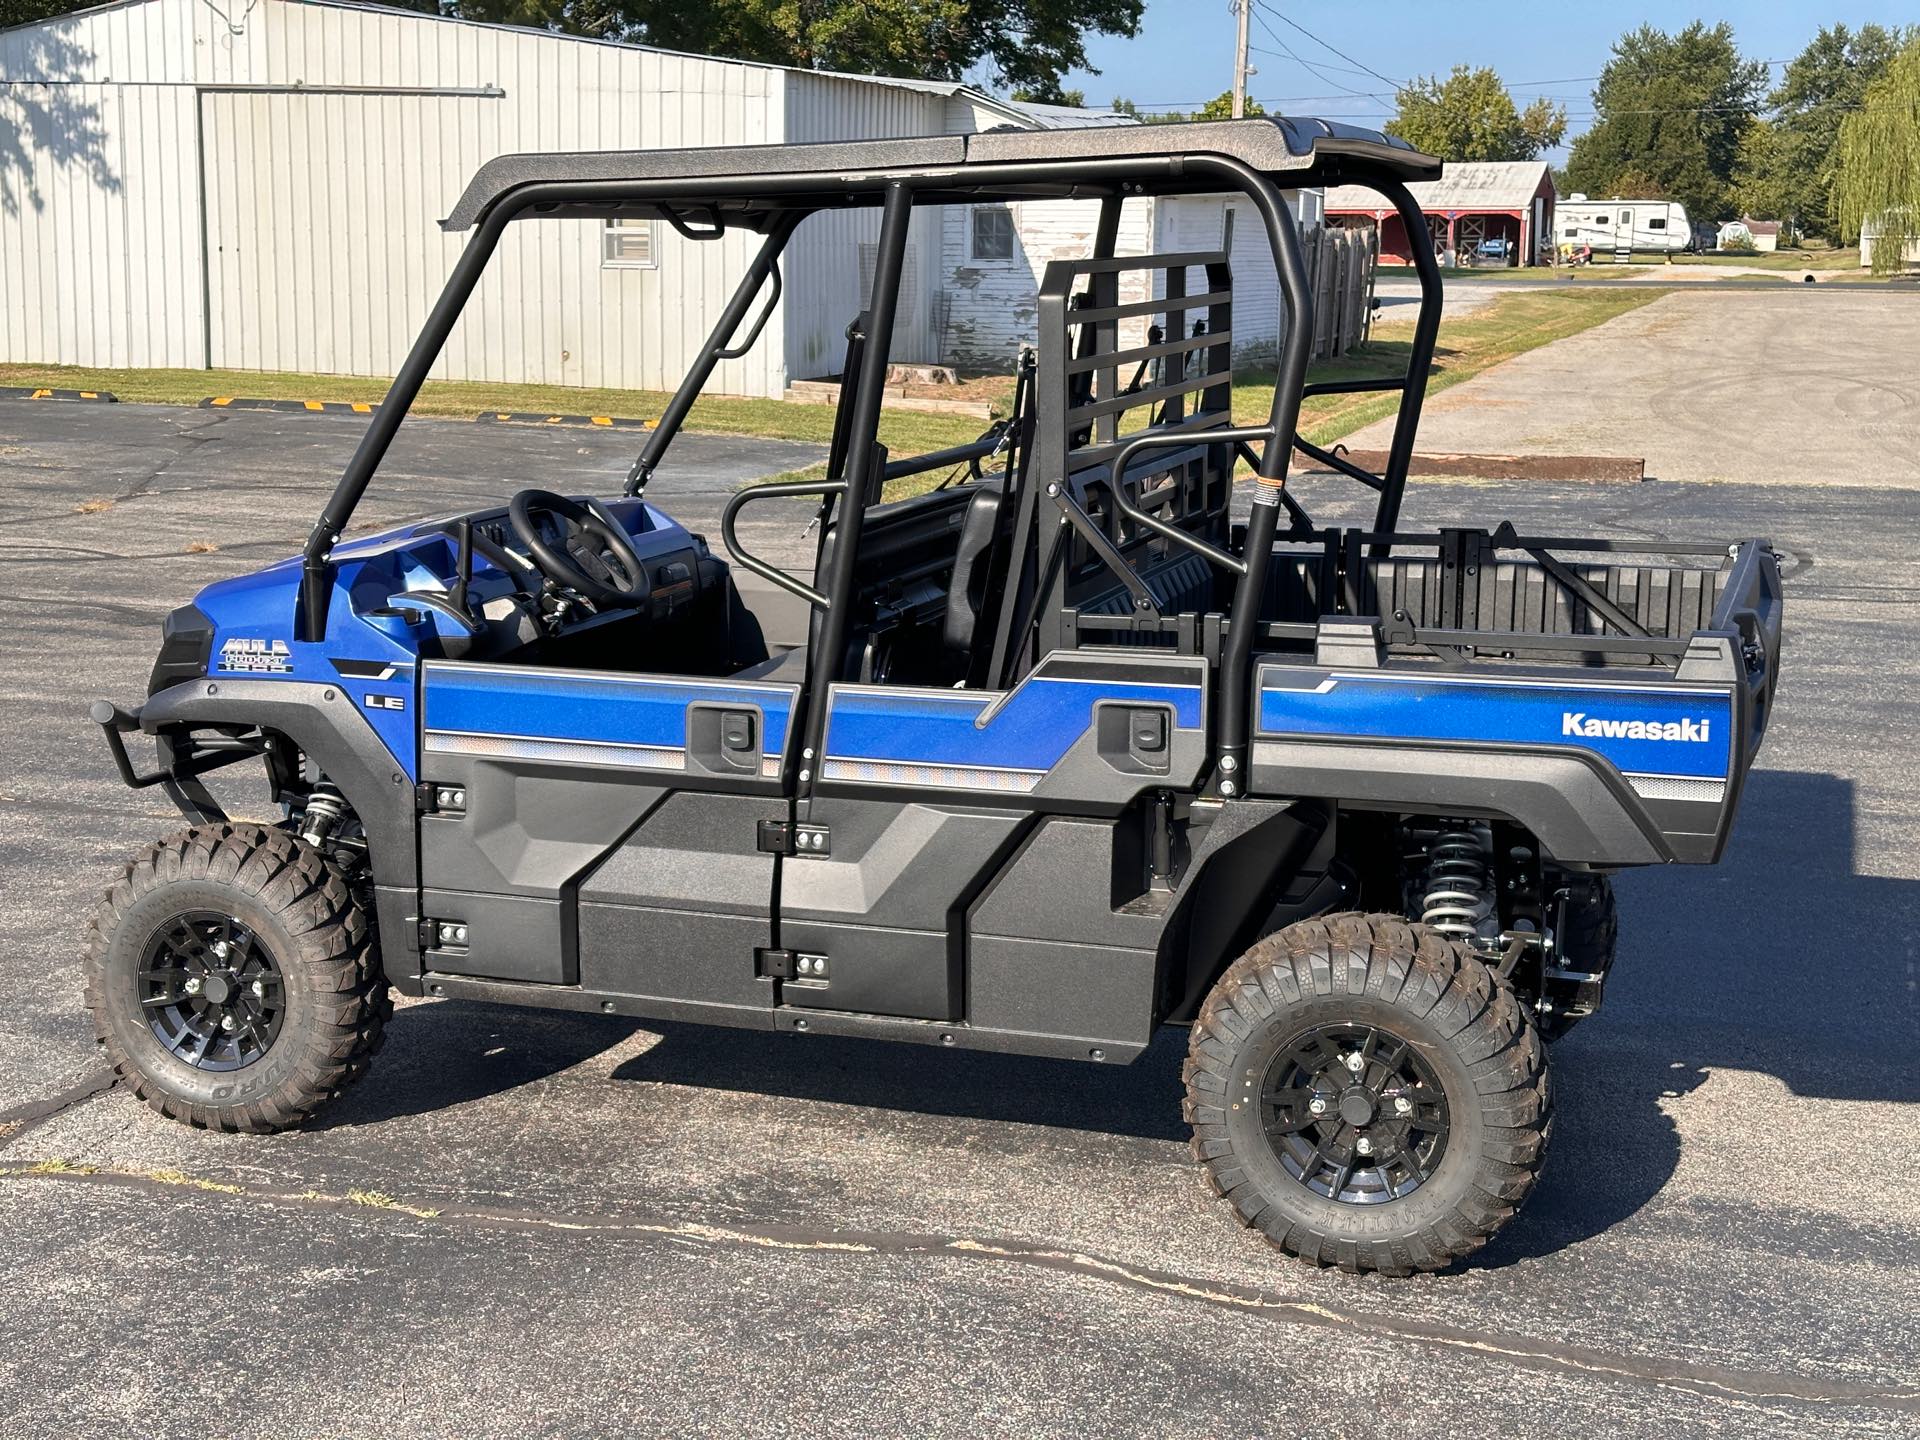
[1254,665,1735,800]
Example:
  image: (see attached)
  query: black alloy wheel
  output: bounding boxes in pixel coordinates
[85,824,388,1132]
[1260,1022,1449,1205]
[139,911,285,1071]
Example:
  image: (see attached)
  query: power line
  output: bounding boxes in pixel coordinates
[1250,0,1405,90]
[1245,14,1378,99]
[1244,44,1378,80]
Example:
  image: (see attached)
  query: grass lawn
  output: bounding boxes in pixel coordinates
[0,362,987,464]
[0,283,1661,496]
[1663,246,1861,271]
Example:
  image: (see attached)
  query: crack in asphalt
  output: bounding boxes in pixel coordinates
[0,1071,119,1147]
[2,1159,1915,1416]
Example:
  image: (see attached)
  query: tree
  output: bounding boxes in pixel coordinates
[1,0,1136,101]
[1835,34,1920,272]
[439,0,1141,102]
[1386,66,1566,162]
[1734,24,1906,239]
[1110,97,1196,125]
[1565,21,1767,220]
[0,0,77,22]
[1012,87,1086,108]
[1196,91,1265,121]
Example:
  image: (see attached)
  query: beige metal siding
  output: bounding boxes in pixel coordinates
[190,6,785,393]
[0,75,202,368]
[782,72,944,377]
[2,0,797,394]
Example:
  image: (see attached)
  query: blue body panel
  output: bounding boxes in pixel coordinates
[1255,667,1734,781]
[823,668,1203,789]
[422,662,795,773]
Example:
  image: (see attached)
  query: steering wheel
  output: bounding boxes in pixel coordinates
[507,489,650,607]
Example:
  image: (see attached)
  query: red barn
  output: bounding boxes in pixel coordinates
[1325,161,1557,267]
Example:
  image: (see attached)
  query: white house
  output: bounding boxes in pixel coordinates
[0,0,1329,396]
[1860,213,1920,270]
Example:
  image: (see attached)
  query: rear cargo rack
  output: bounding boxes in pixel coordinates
[1064,525,1770,674]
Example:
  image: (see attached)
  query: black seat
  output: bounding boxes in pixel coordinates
[942,477,1006,658]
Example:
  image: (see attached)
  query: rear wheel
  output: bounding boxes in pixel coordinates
[83,824,389,1132]
[1183,912,1549,1275]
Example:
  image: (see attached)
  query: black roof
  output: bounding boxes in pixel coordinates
[442,117,1438,231]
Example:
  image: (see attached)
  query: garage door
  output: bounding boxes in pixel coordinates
[199,90,485,376]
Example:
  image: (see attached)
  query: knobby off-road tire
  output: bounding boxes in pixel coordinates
[1183,912,1550,1275]
[83,824,389,1132]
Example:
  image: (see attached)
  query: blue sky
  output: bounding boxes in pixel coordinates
[1058,0,1917,159]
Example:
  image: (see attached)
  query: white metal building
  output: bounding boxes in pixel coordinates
[0,0,1324,395]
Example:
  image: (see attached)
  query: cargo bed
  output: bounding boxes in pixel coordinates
[1238,526,1783,866]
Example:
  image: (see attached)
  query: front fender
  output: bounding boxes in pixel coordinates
[141,677,417,890]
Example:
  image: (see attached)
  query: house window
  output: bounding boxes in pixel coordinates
[1619,212,1631,224]
[1222,206,1237,253]
[971,206,1015,260]
[602,218,658,269]
[1648,217,1666,230]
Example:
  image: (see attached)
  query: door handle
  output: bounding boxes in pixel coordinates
[1128,708,1169,770]
[687,703,761,776]
[1095,702,1173,776]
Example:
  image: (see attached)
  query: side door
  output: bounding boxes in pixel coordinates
[415,660,798,1018]
[772,649,1210,1027]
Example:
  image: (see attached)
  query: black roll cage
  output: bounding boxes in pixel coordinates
[295,121,1447,780]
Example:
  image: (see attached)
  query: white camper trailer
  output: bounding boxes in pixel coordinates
[1558,195,1692,257]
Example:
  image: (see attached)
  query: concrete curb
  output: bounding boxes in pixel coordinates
[476,412,654,430]
[191,400,655,430]
[0,386,118,402]
[1310,449,1646,484]
[200,397,378,414]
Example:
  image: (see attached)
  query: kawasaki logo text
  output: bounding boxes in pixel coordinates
[1562,712,1709,743]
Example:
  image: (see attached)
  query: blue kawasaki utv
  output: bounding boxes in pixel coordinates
[85,119,1781,1274]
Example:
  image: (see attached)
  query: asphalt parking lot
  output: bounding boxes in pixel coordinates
[1,399,1916,1437]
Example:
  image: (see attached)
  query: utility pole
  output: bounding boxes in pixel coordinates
[1231,0,1252,118]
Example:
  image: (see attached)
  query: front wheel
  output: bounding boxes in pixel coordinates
[1183,912,1550,1275]
[83,824,389,1132]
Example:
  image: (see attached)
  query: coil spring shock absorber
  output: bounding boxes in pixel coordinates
[1418,822,1498,942]
[298,785,348,849]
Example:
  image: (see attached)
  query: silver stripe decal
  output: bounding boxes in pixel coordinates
[426,659,796,705]
[820,757,1046,792]
[1623,772,1727,803]
[1248,740,1727,796]
[425,732,686,771]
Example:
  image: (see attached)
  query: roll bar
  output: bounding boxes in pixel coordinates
[292,143,1446,804]
[297,148,1440,641]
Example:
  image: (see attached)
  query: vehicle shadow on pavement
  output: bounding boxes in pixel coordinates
[1484,768,1918,1264]
[316,1004,642,1129]
[608,1026,1192,1142]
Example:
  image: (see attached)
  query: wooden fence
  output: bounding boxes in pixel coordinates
[1302,223,1378,361]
